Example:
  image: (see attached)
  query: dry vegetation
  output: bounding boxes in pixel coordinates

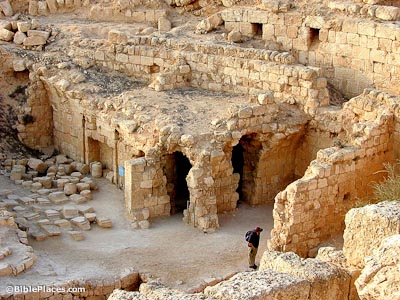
[373,160,400,203]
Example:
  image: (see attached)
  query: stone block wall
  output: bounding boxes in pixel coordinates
[0,269,141,299]
[51,97,85,162]
[269,89,398,256]
[124,145,220,230]
[294,107,345,178]
[27,0,166,21]
[0,55,54,152]
[69,35,330,115]
[343,201,400,268]
[395,111,400,160]
[40,76,118,168]
[204,270,311,300]
[7,0,28,14]
[355,234,400,300]
[259,250,351,300]
[221,8,400,98]
[19,78,54,150]
[89,5,168,25]
[211,149,239,213]
[28,0,90,16]
[211,101,307,213]
[124,157,171,219]
[121,99,308,230]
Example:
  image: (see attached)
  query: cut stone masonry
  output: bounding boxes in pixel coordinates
[1,1,400,295]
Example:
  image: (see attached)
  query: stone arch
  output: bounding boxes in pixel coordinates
[231,133,262,205]
[230,129,305,208]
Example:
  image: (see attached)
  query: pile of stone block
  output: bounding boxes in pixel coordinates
[0,19,51,50]
[328,0,400,21]
[0,154,115,242]
[260,0,293,13]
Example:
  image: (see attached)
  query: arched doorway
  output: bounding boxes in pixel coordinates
[231,134,262,205]
[163,151,192,214]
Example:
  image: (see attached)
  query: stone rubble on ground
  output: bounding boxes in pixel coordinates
[0,154,123,267]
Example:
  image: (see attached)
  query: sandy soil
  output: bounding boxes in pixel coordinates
[0,174,273,293]
[0,11,273,294]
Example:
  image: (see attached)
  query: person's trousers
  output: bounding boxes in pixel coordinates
[248,245,258,266]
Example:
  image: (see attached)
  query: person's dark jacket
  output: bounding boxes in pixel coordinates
[248,230,260,248]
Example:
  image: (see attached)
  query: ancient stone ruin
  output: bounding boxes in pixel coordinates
[0,0,400,298]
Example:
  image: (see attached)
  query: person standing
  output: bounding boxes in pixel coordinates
[247,226,263,269]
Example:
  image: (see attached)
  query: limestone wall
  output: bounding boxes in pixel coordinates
[0,51,53,152]
[8,0,28,14]
[0,269,140,299]
[211,101,307,214]
[343,201,400,268]
[269,89,398,256]
[295,107,345,177]
[89,6,168,25]
[69,35,330,115]
[124,157,171,219]
[221,8,400,98]
[19,67,53,151]
[27,0,89,16]
[259,250,351,300]
[124,144,220,230]
[356,234,400,300]
[44,82,85,162]
[204,269,311,300]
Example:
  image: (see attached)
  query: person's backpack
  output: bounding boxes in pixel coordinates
[245,230,253,242]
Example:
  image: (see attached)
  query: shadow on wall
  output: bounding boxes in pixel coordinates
[163,151,192,215]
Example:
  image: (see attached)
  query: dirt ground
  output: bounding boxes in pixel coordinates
[0,11,271,294]
[0,174,273,293]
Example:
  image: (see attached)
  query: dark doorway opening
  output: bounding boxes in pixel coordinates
[251,23,263,38]
[164,152,192,214]
[232,142,245,200]
[309,27,320,48]
[231,134,261,206]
